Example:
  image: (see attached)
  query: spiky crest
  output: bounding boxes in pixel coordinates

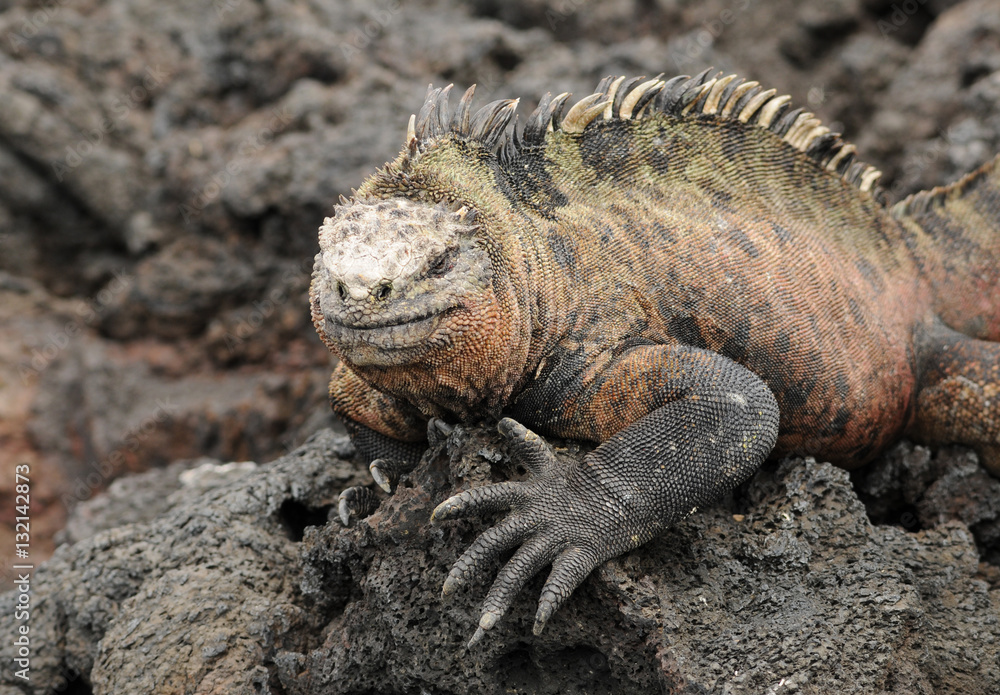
[890,155,1000,218]
[403,70,885,200]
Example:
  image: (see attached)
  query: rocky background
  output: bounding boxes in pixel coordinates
[0,0,999,693]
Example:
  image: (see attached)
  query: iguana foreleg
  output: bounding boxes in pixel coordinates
[432,344,780,646]
[329,362,427,521]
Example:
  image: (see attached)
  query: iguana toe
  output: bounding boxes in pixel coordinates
[441,517,530,595]
[427,417,455,446]
[473,536,562,636]
[497,416,562,475]
[533,548,598,634]
[369,458,407,492]
[338,485,380,526]
[431,481,525,521]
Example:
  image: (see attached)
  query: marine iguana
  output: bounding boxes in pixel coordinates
[309,70,1000,647]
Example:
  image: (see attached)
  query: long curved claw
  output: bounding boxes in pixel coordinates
[441,516,532,596]
[497,417,560,476]
[369,458,406,492]
[467,626,489,649]
[431,481,525,521]
[338,485,380,526]
[427,417,455,447]
[533,547,598,635]
[470,537,561,645]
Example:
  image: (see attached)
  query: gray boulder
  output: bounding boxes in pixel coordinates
[1,426,996,694]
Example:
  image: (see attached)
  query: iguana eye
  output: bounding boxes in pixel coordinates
[429,252,452,277]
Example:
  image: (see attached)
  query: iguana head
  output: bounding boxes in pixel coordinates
[310,198,496,368]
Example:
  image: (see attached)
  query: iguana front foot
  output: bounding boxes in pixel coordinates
[370,419,454,492]
[432,417,634,648]
[340,417,455,523]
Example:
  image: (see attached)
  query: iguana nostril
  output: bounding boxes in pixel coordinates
[373,282,392,301]
[337,281,348,301]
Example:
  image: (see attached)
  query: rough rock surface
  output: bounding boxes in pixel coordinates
[0,430,361,695]
[0,426,996,694]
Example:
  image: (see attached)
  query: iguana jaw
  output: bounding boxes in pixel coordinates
[310,198,492,367]
[327,305,453,334]
[320,305,456,365]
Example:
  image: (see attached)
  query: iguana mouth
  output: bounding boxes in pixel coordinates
[325,306,455,352]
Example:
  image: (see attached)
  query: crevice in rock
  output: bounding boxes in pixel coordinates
[58,674,94,695]
[860,499,925,533]
[867,3,935,47]
[0,137,127,296]
[496,644,639,695]
[278,499,333,542]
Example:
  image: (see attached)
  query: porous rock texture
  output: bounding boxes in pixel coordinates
[4,0,1000,567]
[0,426,997,694]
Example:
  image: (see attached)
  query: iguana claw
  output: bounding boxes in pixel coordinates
[432,417,614,646]
[427,417,455,446]
[369,458,405,492]
[338,485,380,526]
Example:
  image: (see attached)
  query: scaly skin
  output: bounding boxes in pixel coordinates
[309,72,1000,646]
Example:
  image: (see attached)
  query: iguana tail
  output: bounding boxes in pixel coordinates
[892,154,1000,341]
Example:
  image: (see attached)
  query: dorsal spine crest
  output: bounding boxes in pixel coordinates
[402,70,885,200]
